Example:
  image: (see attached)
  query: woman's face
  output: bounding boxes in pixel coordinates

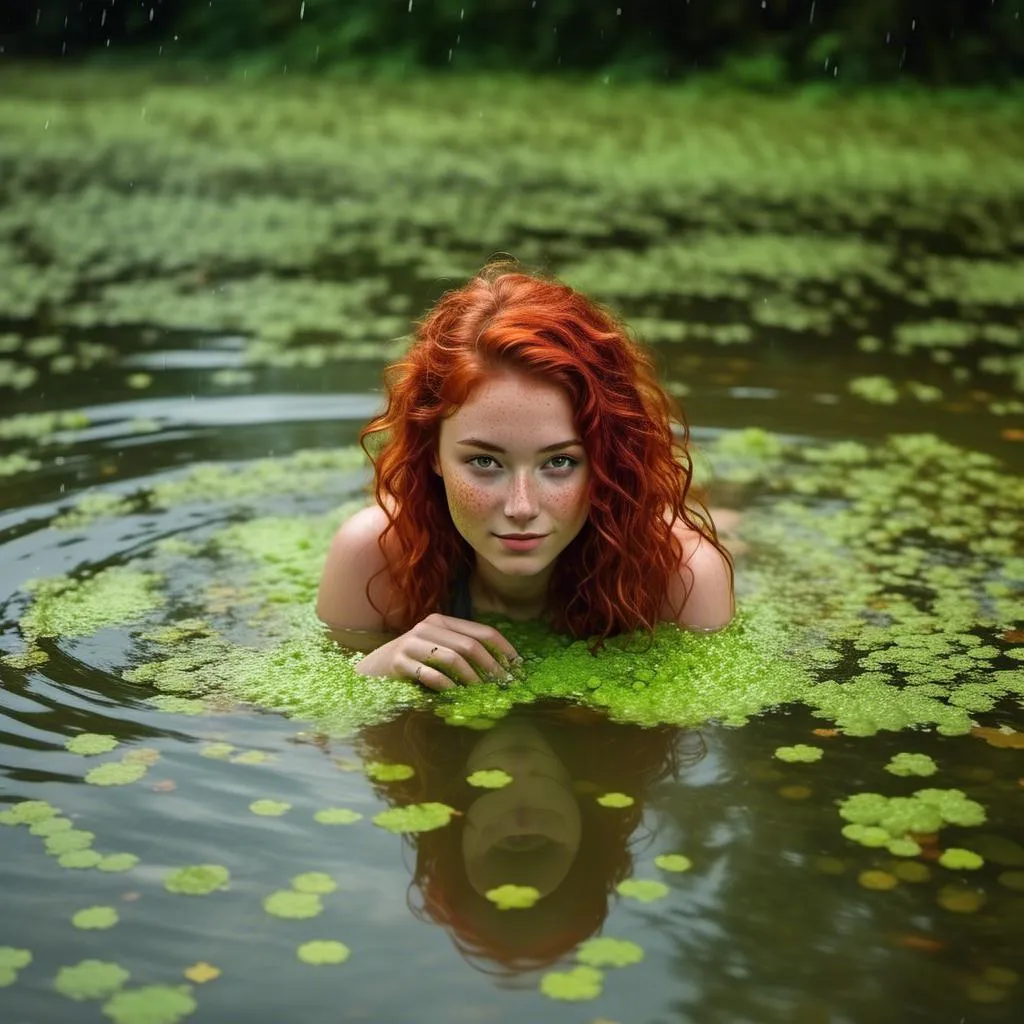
[435,371,591,578]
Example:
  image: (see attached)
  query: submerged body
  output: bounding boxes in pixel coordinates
[316,265,734,688]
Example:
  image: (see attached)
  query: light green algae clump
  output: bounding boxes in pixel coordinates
[577,937,645,968]
[839,788,986,847]
[101,985,196,1024]
[296,941,350,965]
[539,966,603,1002]
[774,745,824,764]
[164,865,230,896]
[885,752,939,777]
[55,960,130,1001]
[485,884,541,910]
[19,568,165,639]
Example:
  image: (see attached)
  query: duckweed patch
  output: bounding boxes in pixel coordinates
[655,854,693,873]
[373,803,455,835]
[485,884,541,910]
[364,762,415,783]
[885,753,939,777]
[101,985,196,1024]
[65,734,120,756]
[164,865,230,896]
[296,941,350,966]
[939,848,985,870]
[263,890,323,920]
[85,762,149,787]
[55,960,130,1001]
[19,569,165,640]
[596,792,635,808]
[466,769,513,789]
[249,799,291,817]
[577,937,645,968]
[72,907,119,930]
[313,808,363,825]
[839,789,986,848]
[539,965,603,1002]
[96,854,139,873]
[291,873,337,895]
[774,744,824,763]
[616,879,670,903]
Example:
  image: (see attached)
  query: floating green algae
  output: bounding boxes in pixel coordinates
[4,800,59,824]
[55,960,130,1001]
[1,645,50,669]
[313,808,363,825]
[263,890,323,920]
[885,753,939,777]
[229,750,275,765]
[774,745,824,763]
[72,907,119,930]
[29,817,73,837]
[85,762,148,787]
[655,854,693,873]
[577,937,645,968]
[65,734,120,756]
[0,948,32,969]
[940,848,985,870]
[249,799,291,817]
[539,965,603,1002]
[466,769,513,789]
[198,743,235,760]
[18,568,165,640]
[616,879,670,904]
[485,884,541,910]
[296,941,350,966]
[839,788,986,846]
[101,984,196,1024]
[364,762,415,782]
[164,865,230,896]
[291,872,337,895]
[45,830,94,855]
[596,792,635,808]
[59,850,103,870]
[372,803,455,835]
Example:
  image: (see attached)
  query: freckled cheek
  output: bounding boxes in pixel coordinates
[445,477,495,531]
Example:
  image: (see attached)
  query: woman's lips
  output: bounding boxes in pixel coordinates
[496,535,546,552]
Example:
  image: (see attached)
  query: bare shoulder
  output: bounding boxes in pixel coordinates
[316,504,397,631]
[661,522,735,631]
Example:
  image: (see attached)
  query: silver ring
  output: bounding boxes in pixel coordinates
[415,664,424,682]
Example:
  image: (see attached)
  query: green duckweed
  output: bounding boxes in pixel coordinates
[291,872,337,895]
[485,884,541,910]
[539,965,603,1002]
[774,745,824,764]
[54,960,130,1001]
[163,865,230,896]
[616,879,670,903]
[577,937,645,968]
[466,769,513,789]
[71,907,119,930]
[296,941,350,966]
[364,762,415,782]
[263,890,323,919]
[372,803,455,834]
[65,734,120,756]
[596,792,635,808]
[655,854,693,872]
[85,762,149,787]
[939,848,985,870]
[313,808,363,825]
[885,753,939,777]
[101,985,196,1024]
[249,799,291,817]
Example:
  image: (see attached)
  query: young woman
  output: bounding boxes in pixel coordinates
[316,261,734,689]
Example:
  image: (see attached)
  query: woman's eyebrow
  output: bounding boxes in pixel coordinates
[456,438,583,453]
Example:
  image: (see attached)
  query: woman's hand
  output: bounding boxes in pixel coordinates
[352,613,520,691]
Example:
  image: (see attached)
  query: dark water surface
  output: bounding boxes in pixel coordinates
[2,73,1024,1024]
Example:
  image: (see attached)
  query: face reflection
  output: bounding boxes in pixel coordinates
[461,721,582,897]
[435,371,590,590]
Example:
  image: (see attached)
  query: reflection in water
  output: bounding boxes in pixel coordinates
[355,701,704,975]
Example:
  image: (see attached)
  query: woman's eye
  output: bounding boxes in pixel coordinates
[468,455,497,469]
[548,455,577,470]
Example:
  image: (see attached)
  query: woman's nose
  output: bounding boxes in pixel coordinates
[504,472,539,518]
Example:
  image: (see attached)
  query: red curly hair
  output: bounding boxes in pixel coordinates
[362,259,728,646]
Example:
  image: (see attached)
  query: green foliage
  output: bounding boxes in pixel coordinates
[774,745,824,764]
[296,941,350,965]
[101,985,196,1024]
[577,937,645,968]
[539,965,604,1001]
[939,847,984,870]
[616,879,670,903]
[65,734,120,756]
[263,890,323,919]
[466,769,513,789]
[372,803,455,834]
[485,885,541,910]
[71,907,119,930]
[55,960,130,1001]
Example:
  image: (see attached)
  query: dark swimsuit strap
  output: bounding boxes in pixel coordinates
[446,562,474,620]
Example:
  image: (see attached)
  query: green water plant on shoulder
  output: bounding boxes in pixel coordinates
[72,907,119,930]
[577,937,644,968]
[101,984,196,1024]
[296,941,350,965]
[164,865,230,896]
[55,960,130,1001]
[885,753,938,777]
[485,884,541,910]
[539,965,603,1002]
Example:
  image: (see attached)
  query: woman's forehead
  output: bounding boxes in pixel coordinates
[442,372,577,436]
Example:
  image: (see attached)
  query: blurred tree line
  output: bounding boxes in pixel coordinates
[2,0,1022,85]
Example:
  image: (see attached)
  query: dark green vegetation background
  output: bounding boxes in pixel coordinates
[2,0,1023,86]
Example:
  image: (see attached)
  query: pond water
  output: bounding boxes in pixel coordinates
[1,70,1023,1024]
